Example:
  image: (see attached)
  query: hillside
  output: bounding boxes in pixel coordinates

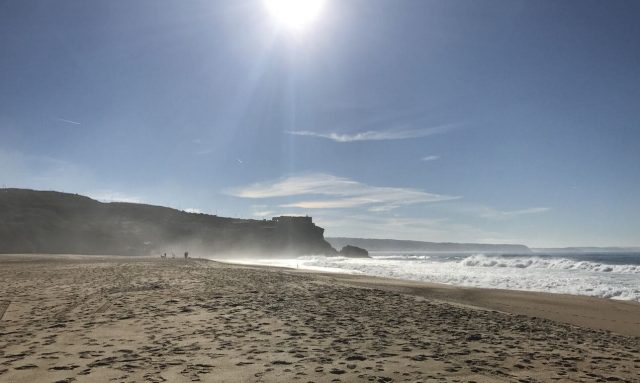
[0,188,335,257]
[327,237,532,253]
[533,247,640,253]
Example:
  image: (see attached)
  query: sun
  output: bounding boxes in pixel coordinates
[264,0,327,33]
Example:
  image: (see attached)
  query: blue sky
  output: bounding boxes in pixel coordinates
[1,0,639,247]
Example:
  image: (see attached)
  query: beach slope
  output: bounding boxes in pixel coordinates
[0,255,638,383]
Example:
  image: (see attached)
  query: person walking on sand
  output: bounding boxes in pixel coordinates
[184,251,189,259]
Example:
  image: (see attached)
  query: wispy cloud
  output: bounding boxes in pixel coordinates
[458,205,551,220]
[228,173,459,211]
[496,207,550,217]
[421,155,440,162]
[54,117,81,125]
[314,213,505,243]
[281,198,377,209]
[286,124,453,143]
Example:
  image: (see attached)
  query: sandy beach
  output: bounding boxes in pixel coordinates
[0,255,638,383]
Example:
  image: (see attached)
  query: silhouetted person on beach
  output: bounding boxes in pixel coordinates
[184,251,189,259]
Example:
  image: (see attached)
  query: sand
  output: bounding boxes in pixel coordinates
[0,255,638,383]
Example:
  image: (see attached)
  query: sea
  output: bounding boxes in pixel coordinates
[223,251,640,302]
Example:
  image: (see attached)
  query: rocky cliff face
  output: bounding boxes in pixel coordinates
[0,189,336,257]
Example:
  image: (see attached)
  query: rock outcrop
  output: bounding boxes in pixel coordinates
[339,245,370,258]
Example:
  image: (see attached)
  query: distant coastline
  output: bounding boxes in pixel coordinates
[326,237,532,253]
[3,188,637,258]
[533,247,640,253]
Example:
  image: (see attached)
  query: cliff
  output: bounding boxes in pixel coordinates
[0,188,336,257]
[327,237,532,253]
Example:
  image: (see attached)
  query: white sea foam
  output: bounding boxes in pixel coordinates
[216,253,640,302]
[459,254,640,274]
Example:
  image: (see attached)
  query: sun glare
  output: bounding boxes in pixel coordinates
[264,0,326,33]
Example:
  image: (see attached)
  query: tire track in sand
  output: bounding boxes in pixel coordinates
[0,300,10,320]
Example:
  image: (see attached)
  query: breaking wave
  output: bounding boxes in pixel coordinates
[220,252,640,302]
[459,254,640,274]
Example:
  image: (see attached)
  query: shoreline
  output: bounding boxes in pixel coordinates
[215,258,640,337]
[1,254,639,382]
[212,251,640,303]
[4,253,640,336]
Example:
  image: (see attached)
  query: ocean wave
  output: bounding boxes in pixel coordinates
[216,254,640,302]
[369,254,431,261]
[458,254,640,274]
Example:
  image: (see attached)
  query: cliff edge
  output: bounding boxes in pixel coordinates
[0,188,336,257]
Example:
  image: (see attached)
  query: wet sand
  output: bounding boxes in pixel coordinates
[323,273,640,337]
[0,255,639,382]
